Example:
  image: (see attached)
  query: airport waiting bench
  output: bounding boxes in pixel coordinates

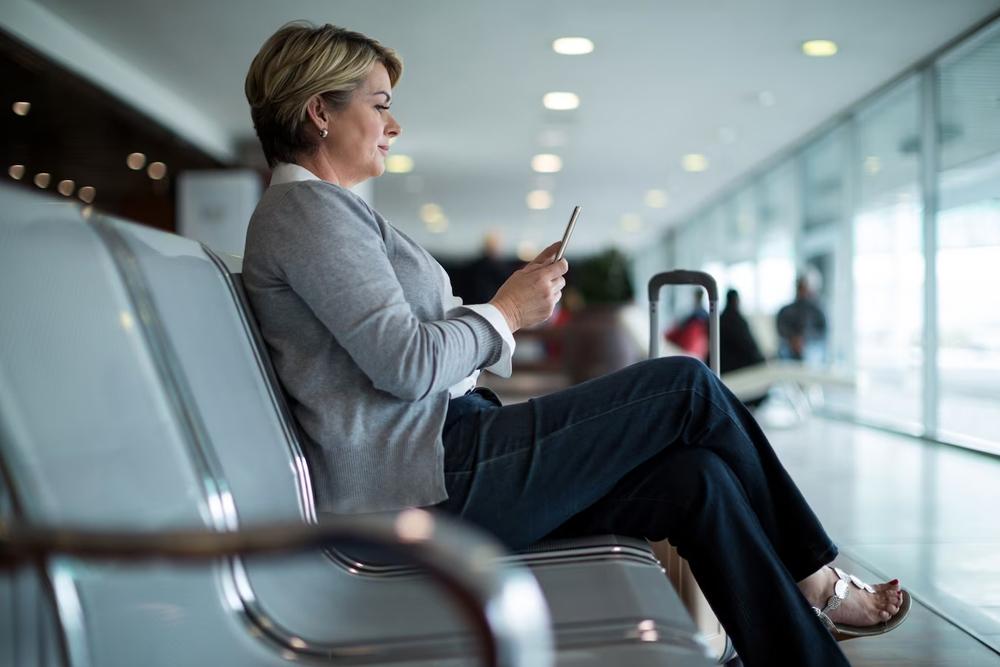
[0,184,713,667]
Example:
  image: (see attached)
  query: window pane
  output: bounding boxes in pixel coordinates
[936,26,1000,452]
[757,162,798,318]
[851,77,924,428]
[802,127,849,231]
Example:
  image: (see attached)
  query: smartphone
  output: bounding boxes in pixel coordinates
[554,205,581,262]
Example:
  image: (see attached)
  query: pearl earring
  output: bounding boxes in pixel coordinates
[320,128,328,138]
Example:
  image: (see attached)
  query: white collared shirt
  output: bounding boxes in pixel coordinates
[267,163,514,398]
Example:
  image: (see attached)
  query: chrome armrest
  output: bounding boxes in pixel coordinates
[0,509,553,667]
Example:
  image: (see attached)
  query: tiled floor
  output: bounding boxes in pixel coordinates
[763,412,1000,665]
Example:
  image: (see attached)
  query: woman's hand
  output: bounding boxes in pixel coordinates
[489,242,568,333]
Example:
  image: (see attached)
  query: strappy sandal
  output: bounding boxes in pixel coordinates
[812,566,911,641]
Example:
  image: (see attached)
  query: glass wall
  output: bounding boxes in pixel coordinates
[935,25,1000,449]
[663,16,1000,455]
[852,77,924,429]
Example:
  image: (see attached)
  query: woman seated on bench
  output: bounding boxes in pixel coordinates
[241,21,908,667]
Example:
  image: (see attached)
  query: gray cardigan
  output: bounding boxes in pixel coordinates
[243,180,502,513]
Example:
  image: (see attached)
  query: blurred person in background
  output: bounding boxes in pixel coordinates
[464,230,514,305]
[777,273,828,363]
[665,287,710,361]
[720,289,767,407]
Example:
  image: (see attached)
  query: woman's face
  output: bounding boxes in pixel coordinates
[324,63,401,186]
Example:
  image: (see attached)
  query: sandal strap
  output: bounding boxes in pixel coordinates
[812,566,878,632]
[833,566,876,593]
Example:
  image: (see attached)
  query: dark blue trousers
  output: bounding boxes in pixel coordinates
[437,356,848,666]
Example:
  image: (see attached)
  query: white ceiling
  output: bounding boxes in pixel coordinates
[22,0,1000,257]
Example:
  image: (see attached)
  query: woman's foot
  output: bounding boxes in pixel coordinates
[798,565,905,631]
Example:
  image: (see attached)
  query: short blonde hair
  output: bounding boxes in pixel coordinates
[245,22,402,168]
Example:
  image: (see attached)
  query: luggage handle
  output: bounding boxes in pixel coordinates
[648,270,720,377]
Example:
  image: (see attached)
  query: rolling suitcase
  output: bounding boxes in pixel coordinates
[647,270,737,665]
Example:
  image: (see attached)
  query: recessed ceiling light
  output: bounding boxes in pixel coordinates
[526,190,553,210]
[78,186,96,203]
[552,37,594,55]
[531,154,562,173]
[12,101,30,116]
[33,172,51,189]
[517,240,539,262]
[645,189,669,208]
[57,179,75,196]
[682,154,709,172]
[385,154,414,173]
[127,152,146,170]
[8,164,25,180]
[620,214,642,232]
[802,39,838,57]
[543,92,579,111]
[420,203,444,224]
[757,91,776,107]
[147,162,167,180]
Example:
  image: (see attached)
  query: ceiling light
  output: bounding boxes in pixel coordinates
[531,154,562,173]
[147,162,167,180]
[57,179,75,196]
[385,154,414,173]
[757,91,776,107]
[552,37,594,55]
[526,190,553,210]
[645,189,669,208]
[78,186,96,203]
[802,40,838,57]
[127,152,146,170]
[33,172,51,189]
[620,214,642,232]
[8,164,25,180]
[543,92,579,111]
[12,101,30,116]
[682,154,709,172]
[517,240,539,262]
[864,156,881,174]
[420,203,444,224]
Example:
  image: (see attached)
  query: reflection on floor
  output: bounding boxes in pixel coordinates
[765,415,1000,665]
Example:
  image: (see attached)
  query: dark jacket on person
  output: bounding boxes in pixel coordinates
[720,305,765,374]
[776,298,827,360]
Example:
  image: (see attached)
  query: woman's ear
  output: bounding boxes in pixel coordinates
[305,94,329,133]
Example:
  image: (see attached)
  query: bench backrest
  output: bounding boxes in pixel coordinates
[0,184,311,529]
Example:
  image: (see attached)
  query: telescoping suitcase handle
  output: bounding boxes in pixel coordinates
[648,270,720,377]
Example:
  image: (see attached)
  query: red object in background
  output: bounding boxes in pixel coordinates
[665,318,709,361]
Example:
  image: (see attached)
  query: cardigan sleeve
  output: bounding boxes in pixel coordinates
[269,182,501,401]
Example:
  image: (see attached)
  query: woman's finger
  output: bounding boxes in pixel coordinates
[525,242,562,270]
